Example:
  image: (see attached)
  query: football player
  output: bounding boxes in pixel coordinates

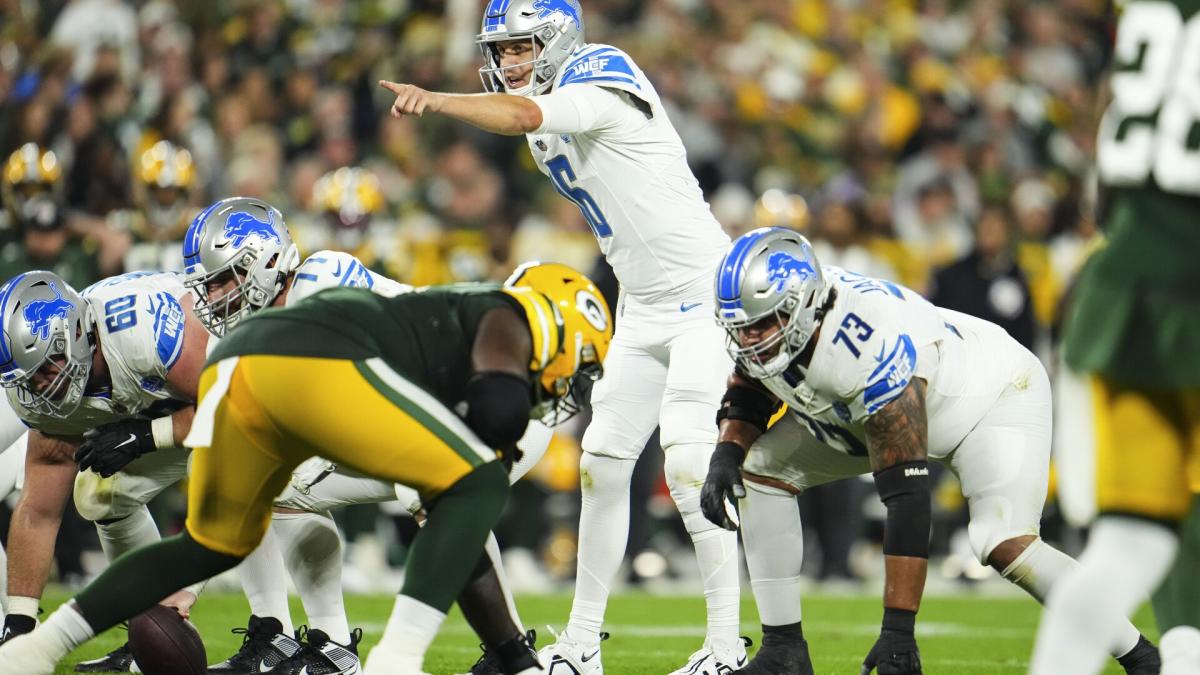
[184,197,551,675]
[0,269,210,674]
[700,228,1161,674]
[379,1,743,671]
[0,262,613,675]
[1031,2,1200,673]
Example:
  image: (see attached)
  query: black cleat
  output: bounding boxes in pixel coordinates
[208,615,302,673]
[271,627,362,675]
[75,642,136,672]
[736,624,814,675]
[1117,635,1161,675]
[468,629,540,674]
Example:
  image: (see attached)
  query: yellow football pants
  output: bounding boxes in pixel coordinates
[185,355,497,557]
[1093,377,1200,523]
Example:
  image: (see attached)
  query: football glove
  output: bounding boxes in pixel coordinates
[861,609,922,675]
[700,441,747,531]
[76,419,157,477]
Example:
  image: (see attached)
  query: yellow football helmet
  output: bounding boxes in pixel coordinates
[503,261,613,424]
[313,167,384,229]
[135,140,197,238]
[2,143,62,218]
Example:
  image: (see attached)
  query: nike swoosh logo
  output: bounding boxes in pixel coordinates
[333,261,343,278]
[581,649,600,663]
[737,655,747,667]
[680,302,702,312]
[115,434,138,449]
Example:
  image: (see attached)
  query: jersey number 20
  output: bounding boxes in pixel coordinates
[546,155,613,238]
[1099,2,1200,194]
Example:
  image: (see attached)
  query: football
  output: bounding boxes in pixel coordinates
[127,605,207,675]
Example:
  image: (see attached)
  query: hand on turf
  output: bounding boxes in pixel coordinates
[159,590,197,620]
[75,419,156,477]
[860,627,922,674]
[700,442,747,531]
[379,80,444,118]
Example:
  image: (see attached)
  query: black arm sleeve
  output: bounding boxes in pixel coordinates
[873,460,932,558]
[464,371,533,448]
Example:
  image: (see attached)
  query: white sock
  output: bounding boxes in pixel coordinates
[665,443,740,650]
[1001,537,1139,657]
[237,523,294,635]
[8,595,39,623]
[367,595,446,672]
[1161,625,1200,675]
[95,507,159,560]
[484,531,525,633]
[565,453,636,646]
[276,511,351,645]
[1031,517,1178,675]
[31,603,95,663]
[742,482,804,626]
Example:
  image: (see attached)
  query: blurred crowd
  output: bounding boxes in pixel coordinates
[0,0,1111,592]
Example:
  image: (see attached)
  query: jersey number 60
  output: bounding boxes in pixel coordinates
[546,155,613,238]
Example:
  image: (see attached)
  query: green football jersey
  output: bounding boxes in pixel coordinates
[206,284,524,410]
[1064,0,1200,386]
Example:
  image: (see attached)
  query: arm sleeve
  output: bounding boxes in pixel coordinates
[531,85,632,135]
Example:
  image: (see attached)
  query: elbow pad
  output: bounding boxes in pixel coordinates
[464,372,533,448]
[874,460,932,558]
[715,386,778,433]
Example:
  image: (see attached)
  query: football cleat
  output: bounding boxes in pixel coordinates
[537,628,608,675]
[462,629,539,675]
[735,632,812,675]
[668,637,751,675]
[207,615,301,673]
[75,641,138,672]
[271,627,362,675]
[0,632,58,675]
[1117,635,1162,675]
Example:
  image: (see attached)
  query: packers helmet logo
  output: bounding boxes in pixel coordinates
[576,290,607,332]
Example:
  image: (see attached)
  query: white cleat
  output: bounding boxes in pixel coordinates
[0,633,58,675]
[667,637,751,675]
[537,628,607,675]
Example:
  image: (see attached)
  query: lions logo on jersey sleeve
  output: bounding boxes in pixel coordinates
[806,270,919,424]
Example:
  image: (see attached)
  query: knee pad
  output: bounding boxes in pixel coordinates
[664,443,717,534]
[578,451,636,500]
[966,495,1022,564]
[74,471,132,522]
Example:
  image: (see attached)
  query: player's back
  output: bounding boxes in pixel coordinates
[287,250,413,304]
[207,284,520,410]
[1069,0,1200,385]
[11,271,192,436]
[527,43,729,301]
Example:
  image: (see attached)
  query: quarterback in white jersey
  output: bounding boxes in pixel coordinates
[379,1,743,672]
[183,197,552,675]
[0,269,209,667]
[701,228,1160,675]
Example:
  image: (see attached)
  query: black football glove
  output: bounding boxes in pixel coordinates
[76,419,157,478]
[700,441,747,531]
[861,609,922,675]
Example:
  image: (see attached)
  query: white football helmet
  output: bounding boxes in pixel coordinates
[0,271,95,417]
[714,227,829,379]
[182,197,300,337]
[477,0,585,96]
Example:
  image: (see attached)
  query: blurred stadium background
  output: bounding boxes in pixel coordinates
[0,0,1123,662]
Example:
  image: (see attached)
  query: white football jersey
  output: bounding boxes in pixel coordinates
[9,271,194,437]
[527,43,730,302]
[287,250,413,305]
[756,266,1031,460]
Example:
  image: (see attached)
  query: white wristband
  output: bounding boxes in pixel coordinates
[151,416,176,449]
[8,595,40,619]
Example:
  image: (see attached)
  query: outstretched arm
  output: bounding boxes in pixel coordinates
[861,377,929,675]
[6,431,78,631]
[379,81,543,136]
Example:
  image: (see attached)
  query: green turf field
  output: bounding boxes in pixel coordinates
[49,591,1155,674]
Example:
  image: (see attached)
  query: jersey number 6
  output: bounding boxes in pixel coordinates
[546,155,613,238]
